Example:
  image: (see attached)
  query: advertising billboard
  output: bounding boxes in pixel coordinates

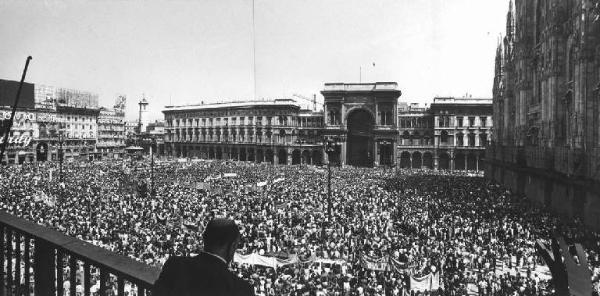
[0,79,35,108]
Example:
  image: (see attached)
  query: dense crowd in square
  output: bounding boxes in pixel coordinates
[0,158,598,295]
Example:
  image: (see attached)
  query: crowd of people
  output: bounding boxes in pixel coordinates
[0,157,599,295]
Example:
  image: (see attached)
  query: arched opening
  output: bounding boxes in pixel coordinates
[256,149,264,163]
[467,153,477,170]
[302,150,311,164]
[279,129,286,144]
[231,148,238,160]
[38,123,48,138]
[266,149,274,164]
[479,133,488,147]
[216,147,222,159]
[438,153,450,170]
[400,151,411,168]
[256,129,262,143]
[292,149,301,165]
[455,153,466,170]
[36,142,48,162]
[378,141,393,166]
[402,131,410,145]
[468,133,476,147]
[441,131,449,144]
[347,109,374,167]
[456,133,464,146]
[412,132,421,146]
[247,149,255,162]
[423,152,433,169]
[312,150,322,165]
[411,151,422,169]
[278,149,287,165]
[239,148,247,161]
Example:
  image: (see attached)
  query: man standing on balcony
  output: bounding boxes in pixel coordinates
[153,218,255,296]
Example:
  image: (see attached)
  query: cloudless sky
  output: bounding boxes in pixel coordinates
[0,0,508,121]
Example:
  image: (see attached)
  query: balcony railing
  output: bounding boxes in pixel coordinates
[0,211,160,296]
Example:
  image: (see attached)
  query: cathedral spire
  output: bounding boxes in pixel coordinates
[493,38,504,94]
[506,0,515,41]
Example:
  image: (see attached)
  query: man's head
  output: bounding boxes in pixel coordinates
[202,218,241,264]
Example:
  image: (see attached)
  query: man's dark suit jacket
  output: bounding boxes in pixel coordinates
[153,252,255,296]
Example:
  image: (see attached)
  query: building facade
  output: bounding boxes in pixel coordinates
[397,97,492,170]
[488,1,600,228]
[321,82,401,167]
[146,120,166,155]
[163,99,324,165]
[97,107,126,159]
[0,80,127,163]
[0,107,37,164]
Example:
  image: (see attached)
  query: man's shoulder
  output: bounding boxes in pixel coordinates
[232,276,255,296]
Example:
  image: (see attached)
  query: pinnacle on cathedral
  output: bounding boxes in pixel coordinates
[493,36,504,96]
[505,0,514,41]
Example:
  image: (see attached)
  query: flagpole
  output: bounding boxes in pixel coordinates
[0,56,32,165]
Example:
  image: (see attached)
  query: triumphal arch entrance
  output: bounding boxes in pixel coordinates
[321,82,401,167]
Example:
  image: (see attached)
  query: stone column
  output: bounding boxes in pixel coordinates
[286,150,292,165]
[340,142,347,166]
[374,142,379,166]
[393,140,398,167]
[433,153,439,170]
[453,132,457,147]
[450,150,455,171]
[476,153,480,171]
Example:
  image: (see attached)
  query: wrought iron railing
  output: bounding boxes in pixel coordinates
[0,211,160,296]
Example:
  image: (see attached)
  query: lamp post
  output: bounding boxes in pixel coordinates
[323,137,337,237]
[58,129,64,183]
[137,97,148,148]
[150,137,156,198]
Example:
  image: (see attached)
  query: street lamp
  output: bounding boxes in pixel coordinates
[323,137,337,237]
[150,137,156,198]
[58,127,65,183]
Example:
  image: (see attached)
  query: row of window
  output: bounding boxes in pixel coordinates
[167,134,299,144]
[438,116,489,128]
[168,115,322,128]
[326,110,395,126]
[399,118,433,128]
[170,128,319,137]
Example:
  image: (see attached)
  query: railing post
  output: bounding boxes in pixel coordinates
[24,237,30,296]
[83,263,90,296]
[69,256,76,296]
[14,233,20,295]
[6,228,12,293]
[56,251,64,296]
[0,225,4,296]
[34,239,56,296]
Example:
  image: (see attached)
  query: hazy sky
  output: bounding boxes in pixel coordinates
[0,0,508,121]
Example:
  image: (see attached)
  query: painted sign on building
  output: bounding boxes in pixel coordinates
[0,134,32,147]
[37,113,60,123]
[0,111,36,122]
